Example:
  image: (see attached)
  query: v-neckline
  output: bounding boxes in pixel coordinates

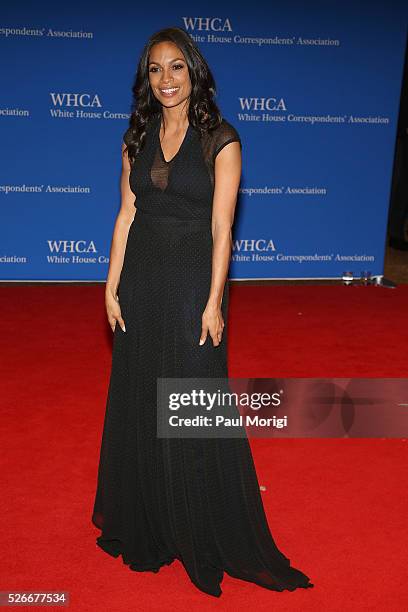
[157,117,191,164]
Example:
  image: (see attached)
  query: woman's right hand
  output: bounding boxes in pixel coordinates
[105,289,126,333]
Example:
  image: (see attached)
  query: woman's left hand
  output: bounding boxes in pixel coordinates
[199,303,225,347]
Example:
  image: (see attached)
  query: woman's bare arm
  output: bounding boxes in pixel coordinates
[200,141,242,347]
[105,143,136,332]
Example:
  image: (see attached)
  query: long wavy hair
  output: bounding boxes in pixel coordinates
[124,26,222,165]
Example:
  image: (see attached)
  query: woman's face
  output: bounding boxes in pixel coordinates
[148,41,192,110]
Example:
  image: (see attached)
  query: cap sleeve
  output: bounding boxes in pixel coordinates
[213,119,242,160]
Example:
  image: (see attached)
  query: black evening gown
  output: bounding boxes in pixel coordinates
[91,113,313,597]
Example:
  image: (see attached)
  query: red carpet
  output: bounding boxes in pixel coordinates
[1,284,408,611]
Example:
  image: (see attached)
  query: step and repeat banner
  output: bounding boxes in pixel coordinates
[1,0,407,280]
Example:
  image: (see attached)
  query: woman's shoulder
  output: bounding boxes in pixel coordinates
[211,117,241,140]
[210,117,242,158]
[122,114,159,145]
[123,126,132,146]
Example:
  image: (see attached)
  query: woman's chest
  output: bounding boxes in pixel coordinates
[129,125,214,203]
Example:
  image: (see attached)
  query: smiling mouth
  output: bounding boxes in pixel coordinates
[160,87,179,96]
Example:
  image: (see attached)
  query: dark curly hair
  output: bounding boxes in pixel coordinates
[123,26,222,165]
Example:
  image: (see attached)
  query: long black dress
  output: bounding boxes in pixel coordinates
[91,112,313,597]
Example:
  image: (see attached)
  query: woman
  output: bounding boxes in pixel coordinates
[92,26,313,598]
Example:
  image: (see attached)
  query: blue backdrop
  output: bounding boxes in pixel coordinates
[1,1,407,280]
